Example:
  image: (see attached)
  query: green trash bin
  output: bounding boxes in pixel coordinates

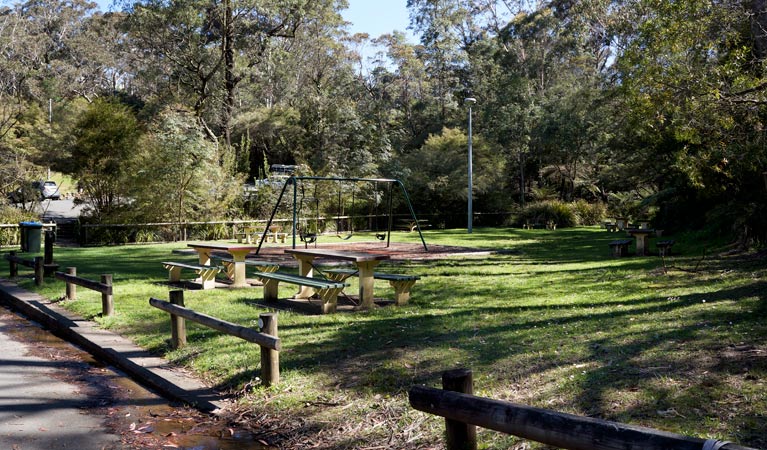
[19,221,43,253]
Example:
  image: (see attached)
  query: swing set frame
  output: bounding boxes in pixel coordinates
[256,176,428,254]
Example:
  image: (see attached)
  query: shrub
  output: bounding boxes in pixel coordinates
[519,200,577,228]
[571,200,607,225]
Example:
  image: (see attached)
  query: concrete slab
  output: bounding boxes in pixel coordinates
[0,279,228,414]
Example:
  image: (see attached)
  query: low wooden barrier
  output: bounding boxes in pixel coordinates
[5,251,43,286]
[54,268,114,316]
[149,290,281,387]
[409,369,756,450]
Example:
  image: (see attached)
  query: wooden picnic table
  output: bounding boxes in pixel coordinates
[284,248,390,309]
[625,228,655,256]
[187,242,259,288]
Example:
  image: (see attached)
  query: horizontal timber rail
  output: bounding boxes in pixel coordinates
[5,251,44,286]
[55,268,114,316]
[150,291,280,386]
[409,369,757,450]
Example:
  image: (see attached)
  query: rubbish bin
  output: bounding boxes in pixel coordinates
[19,221,43,253]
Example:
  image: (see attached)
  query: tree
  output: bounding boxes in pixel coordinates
[69,98,141,220]
[130,106,244,223]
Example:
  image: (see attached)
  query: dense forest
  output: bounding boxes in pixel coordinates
[1,0,766,244]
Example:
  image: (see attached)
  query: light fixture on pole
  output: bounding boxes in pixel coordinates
[465,97,477,234]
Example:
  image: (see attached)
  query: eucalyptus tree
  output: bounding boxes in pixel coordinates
[125,0,339,162]
[613,0,767,235]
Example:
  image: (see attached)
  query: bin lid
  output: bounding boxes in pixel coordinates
[19,221,43,228]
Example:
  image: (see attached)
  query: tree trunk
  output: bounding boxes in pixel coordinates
[222,0,235,153]
[753,0,767,59]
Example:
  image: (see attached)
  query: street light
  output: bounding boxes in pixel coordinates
[465,97,477,234]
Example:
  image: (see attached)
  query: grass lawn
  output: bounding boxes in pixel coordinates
[2,227,765,449]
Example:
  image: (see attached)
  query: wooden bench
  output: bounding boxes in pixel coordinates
[211,256,279,281]
[253,271,349,314]
[323,268,420,305]
[608,239,632,257]
[603,222,618,232]
[162,261,222,289]
[656,239,675,256]
[235,230,264,244]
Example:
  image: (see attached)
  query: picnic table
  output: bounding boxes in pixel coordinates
[187,242,259,288]
[625,228,655,256]
[284,248,390,309]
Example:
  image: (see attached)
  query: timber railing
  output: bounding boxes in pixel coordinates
[5,251,44,286]
[149,290,281,387]
[0,222,57,247]
[409,368,757,450]
[54,268,114,316]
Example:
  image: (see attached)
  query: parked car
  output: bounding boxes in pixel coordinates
[6,180,60,203]
[38,180,60,200]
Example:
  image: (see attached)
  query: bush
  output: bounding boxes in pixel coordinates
[571,200,607,225]
[519,200,577,228]
[518,200,606,228]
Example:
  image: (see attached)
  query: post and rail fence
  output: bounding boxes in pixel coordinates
[409,369,757,450]
[149,290,281,386]
[54,268,114,316]
[5,251,44,286]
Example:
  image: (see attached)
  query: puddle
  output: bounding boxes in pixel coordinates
[0,307,274,450]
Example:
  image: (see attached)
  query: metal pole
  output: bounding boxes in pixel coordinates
[465,97,476,234]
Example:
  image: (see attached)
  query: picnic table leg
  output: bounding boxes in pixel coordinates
[194,249,216,289]
[356,260,382,309]
[635,235,648,256]
[294,255,316,299]
[228,248,252,288]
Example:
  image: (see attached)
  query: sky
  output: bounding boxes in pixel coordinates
[341,0,414,42]
[93,0,415,43]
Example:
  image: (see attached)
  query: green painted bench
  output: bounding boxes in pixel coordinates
[254,271,349,314]
[162,261,222,289]
[656,239,675,256]
[322,268,420,305]
[608,239,632,257]
[211,256,279,281]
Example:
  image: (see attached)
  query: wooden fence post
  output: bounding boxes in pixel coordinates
[260,312,279,387]
[65,267,76,300]
[9,251,17,277]
[169,290,186,349]
[33,256,43,286]
[44,230,55,276]
[101,274,114,316]
[443,368,477,450]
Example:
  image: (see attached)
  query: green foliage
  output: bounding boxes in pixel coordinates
[519,200,577,227]
[571,199,607,226]
[403,128,505,226]
[128,106,244,224]
[69,99,142,221]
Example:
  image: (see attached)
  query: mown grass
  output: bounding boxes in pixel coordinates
[2,227,766,449]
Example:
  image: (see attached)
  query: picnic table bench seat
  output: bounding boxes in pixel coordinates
[608,239,633,257]
[254,271,349,314]
[322,268,420,305]
[210,256,279,281]
[162,261,223,288]
[656,239,675,256]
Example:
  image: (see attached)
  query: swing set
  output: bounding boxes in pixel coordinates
[256,176,428,254]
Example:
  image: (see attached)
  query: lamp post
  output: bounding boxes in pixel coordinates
[465,97,476,234]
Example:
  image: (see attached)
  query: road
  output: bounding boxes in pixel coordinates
[0,309,122,449]
[40,199,83,221]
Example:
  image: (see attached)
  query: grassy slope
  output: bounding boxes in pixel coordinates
[3,227,765,449]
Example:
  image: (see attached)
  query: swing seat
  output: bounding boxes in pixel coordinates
[301,233,317,244]
[375,233,386,241]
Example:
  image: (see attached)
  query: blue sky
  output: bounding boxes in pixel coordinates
[342,0,414,42]
[93,0,414,42]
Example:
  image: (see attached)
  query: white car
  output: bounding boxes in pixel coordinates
[37,180,60,200]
